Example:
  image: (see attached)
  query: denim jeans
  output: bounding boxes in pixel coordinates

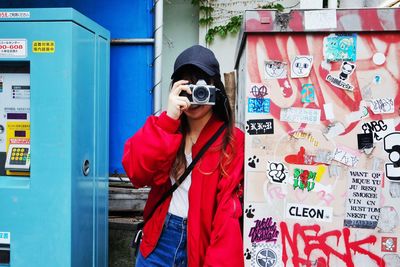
[136,213,188,267]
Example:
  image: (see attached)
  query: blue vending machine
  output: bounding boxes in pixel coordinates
[0,8,110,267]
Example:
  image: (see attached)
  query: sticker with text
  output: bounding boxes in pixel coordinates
[368,98,394,114]
[286,203,333,222]
[246,119,274,135]
[344,170,382,229]
[280,107,320,124]
[249,83,268,98]
[293,168,316,191]
[326,61,356,91]
[332,145,361,167]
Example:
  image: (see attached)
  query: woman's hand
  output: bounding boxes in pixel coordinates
[166,80,192,120]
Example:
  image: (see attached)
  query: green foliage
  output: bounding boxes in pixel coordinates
[205,15,243,44]
[193,1,285,44]
[259,3,285,12]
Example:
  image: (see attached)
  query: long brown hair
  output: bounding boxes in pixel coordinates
[170,65,236,181]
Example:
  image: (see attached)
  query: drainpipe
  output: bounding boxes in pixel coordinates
[153,0,163,115]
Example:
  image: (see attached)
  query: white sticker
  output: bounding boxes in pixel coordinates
[304,10,337,30]
[332,145,361,167]
[323,122,345,139]
[291,56,313,78]
[286,203,333,222]
[264,60,287,79]
[373,52,386,65]
[361,119,395,143]
[344,170,382,229]
[0,232,10,244]
[0,39,27,58]
[369,98,395,114]
[323,103,335,120]
[280,107,320,124]
[0,11,30,19]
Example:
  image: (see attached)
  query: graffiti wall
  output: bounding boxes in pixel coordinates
[237,9,400,267]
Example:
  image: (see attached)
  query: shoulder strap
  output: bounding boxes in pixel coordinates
[138,123,227,228]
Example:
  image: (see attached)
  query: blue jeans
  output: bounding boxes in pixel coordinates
[136,213,188,267]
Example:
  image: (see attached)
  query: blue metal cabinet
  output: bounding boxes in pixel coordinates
[0,8,109,267]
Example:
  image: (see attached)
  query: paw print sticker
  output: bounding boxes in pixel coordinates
[244,248,252,260]
[245,205,255,218]
[248,156,259,168]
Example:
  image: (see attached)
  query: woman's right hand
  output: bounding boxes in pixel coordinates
[166,80,192,120]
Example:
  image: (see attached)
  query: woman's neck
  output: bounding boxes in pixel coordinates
[187,112,213,140]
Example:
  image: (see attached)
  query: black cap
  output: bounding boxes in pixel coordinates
[171,45,220,79]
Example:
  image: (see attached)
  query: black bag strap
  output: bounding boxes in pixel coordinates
[137,123,227,230]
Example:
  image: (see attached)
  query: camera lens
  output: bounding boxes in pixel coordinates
[193,86,209,103]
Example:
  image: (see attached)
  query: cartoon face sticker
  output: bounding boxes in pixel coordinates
[339,61,356,80]
[291,56,313,78]
[264,60,287,79]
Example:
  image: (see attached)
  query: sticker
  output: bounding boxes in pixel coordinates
[245,205,256,218]
[248,155,260,169]
[0,39,27,58]
[373,52,386,65]
[357,133,374,150]
[0,11,30,18]
[384,132,400,182]
[315,165,326,182]
[280,107,320,124]
[248,217,279,243]
[323,122,345,139]
[267,161,288,184]
[369,98,394,114]
[332,145,360,167]
[344,170,382,229]
[325,61,356,91]
[285,146,326,166]
[361,119,395,143]
[390,182,400,198]
[246,119,274,135]
[264,60,287,79]
[293,168,316,191]
[301,84,315,103]
[251,243,282,267]
[286,203,333,222]
[315,149,333,165]
[345,105,369,123]
[328,164,342,177]
[377,206,399,233]
[290,56,313,78]
[323,103,334,120]
[323,34,357,62]
[248,98,270,113]
[382,237,398,252]
[304,10,337,30]
[32,41,55,53]
[0,232,10,244]
[291,131,319,146]
[373,75,382,85]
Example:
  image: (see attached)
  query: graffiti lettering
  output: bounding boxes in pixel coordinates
[293,168,316,191]
[280,222,383,267]
[249,217,280,243]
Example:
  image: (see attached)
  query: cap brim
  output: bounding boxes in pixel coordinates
[171,62,217,79]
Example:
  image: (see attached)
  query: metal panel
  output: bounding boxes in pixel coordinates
[237,9,400,267]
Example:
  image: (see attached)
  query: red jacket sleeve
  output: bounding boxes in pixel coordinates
[203,128,245,267]
[122,112,183,187]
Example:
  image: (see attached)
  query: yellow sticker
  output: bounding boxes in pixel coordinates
[32,41,55,53]
[315,165,327,182]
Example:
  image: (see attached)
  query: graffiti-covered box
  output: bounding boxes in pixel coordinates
[235,8,400,267]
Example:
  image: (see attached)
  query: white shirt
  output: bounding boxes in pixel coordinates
[168,153,192,218]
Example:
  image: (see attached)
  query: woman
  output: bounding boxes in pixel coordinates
[122,45,244,267]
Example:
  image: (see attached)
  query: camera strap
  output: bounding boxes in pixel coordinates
[136,123,227,230]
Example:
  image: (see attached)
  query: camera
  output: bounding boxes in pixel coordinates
[180,79,216,105]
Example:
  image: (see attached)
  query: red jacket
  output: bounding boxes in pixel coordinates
[122,112,244,267]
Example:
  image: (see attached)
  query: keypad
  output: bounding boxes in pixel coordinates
[10,147,29,165]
